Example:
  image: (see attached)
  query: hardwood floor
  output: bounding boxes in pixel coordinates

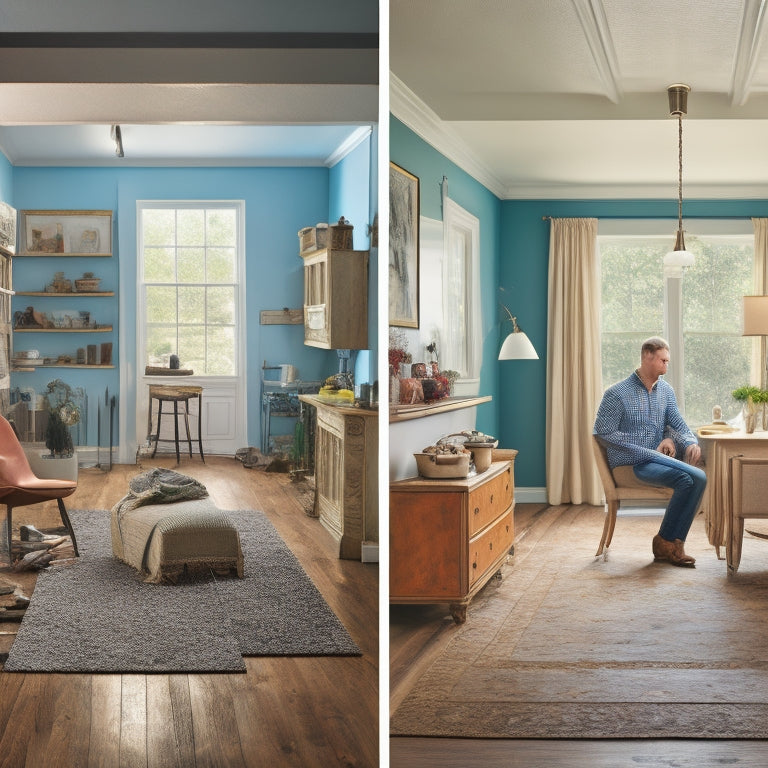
[0,456,378,768]
[389,502,768,768]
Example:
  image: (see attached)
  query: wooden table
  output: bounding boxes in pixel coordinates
[699,430,768,558]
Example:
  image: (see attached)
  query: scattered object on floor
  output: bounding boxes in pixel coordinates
[5,508,360,673]
[20,524,60,542]
[235,446,270,469]
[0,413,79,562]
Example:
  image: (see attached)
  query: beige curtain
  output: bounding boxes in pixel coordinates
[546,217,603,505]
[752,218,768,387]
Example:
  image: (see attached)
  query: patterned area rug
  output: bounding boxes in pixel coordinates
[5,509,359,673]
[391,506,768,739]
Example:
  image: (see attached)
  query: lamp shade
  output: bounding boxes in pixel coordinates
[498,330,539,360]
[743,295,768,335]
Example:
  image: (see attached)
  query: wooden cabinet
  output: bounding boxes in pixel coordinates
[390,457,517,623]
[302,248,368,349]
[299,395,378,560]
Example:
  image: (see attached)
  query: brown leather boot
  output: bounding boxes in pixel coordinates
[652,534,696,567]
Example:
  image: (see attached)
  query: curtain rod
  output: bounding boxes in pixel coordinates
[541,214,755,221]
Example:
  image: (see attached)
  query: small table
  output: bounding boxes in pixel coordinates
[699,430,768,558]
[147,385,205,464]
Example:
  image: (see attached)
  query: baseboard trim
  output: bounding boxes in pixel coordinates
[516,487,548,503]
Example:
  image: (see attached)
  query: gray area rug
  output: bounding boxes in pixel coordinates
[5,509,359,673]
[391,506,768,739]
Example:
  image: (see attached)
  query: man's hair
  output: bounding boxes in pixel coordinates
[641,336,670,357]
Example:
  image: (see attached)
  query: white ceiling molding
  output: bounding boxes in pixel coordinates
[390,74,506,199]
[571,0,622,104]
[324,125,372,167]
[730,0,768,106]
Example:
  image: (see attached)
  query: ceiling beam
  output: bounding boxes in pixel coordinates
[570,0,622,104]
[730,0,768,106]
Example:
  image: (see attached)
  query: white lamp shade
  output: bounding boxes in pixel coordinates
[663,249,695,268]
[743,295,768,335]
[498,331,539,360]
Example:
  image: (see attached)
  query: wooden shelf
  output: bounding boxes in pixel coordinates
[16,252,111,258]
[14,326,113,333]
[389,395,492,423]
[12,364,115,371]
[16,291,114,297]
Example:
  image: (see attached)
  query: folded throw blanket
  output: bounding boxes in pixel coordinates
[111,468,208,524]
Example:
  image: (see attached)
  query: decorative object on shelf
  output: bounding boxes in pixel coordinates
[415,442,471,479]
[389,162,420,328]
[329,216,353,250]
[19,210,112,257]
[46,271,73,293]
[298,222,328,256]
[14,306,52,329]
[74,272,101,292]
[0,201,16,255]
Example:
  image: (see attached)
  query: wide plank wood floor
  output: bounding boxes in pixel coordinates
[0,456,378,768]
[390,502,768,768]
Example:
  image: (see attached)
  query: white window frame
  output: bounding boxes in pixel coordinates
[136,200,245,378]
[442,198,481,395]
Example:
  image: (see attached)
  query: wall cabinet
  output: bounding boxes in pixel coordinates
[302,248,368,350]
[390,457,517,624]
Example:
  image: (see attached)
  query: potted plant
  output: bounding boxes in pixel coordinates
[732,384,764,433]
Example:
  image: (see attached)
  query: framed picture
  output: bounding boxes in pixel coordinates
[389,162,420,328]
[18,210,112,257]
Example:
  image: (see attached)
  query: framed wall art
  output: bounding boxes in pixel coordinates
[389,162,420,328]
[0,201,16,256]
[18,210,112,257]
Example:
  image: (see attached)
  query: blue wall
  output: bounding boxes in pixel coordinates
[9,153,374,451]
[390,117,502,436]
[0,153,12,205]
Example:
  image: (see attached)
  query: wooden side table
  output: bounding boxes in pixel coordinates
[148,385,205,464]
[390,457,517,624]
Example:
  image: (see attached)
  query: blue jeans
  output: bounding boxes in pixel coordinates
[633,454,707,542]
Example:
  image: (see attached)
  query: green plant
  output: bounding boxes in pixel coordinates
[732,385,763,403]
[45,410,74,458]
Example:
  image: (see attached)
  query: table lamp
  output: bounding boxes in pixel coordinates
[743,295,768,384]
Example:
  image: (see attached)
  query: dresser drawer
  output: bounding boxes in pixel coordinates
[468,465,513,536]
[469,508,514,587]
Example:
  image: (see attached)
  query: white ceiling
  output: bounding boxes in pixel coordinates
[0,0,378,167]
[390,0,768,199]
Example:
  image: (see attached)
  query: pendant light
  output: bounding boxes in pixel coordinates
[664,84,694,273]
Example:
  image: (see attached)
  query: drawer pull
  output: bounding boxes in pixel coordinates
[490,494,494,503]
[472,561,477,569]
[489,542,493,551]
[474,507,480,515]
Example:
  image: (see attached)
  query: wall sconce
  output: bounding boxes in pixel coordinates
[498,306,538,361]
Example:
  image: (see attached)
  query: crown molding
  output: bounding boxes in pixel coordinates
[502,181,768,200]
[390,73,507,199]
[325,125,372,167]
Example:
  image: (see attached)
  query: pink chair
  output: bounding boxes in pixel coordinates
[0,414,79,562]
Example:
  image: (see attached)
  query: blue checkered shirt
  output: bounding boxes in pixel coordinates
[593,371,698,469]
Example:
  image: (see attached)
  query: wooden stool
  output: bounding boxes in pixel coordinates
[148,385,205,463]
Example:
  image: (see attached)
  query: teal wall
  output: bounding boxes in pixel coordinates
[389,117,502,436]
[391,116,768,488]
[9,152,375,450]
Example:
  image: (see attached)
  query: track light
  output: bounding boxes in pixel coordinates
[110,125,124,158]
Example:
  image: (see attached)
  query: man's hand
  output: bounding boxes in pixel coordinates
[657,438,676,456]
[684,443,702,465]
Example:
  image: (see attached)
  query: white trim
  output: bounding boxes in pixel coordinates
[390,73,507,199]
[325,125,372,167]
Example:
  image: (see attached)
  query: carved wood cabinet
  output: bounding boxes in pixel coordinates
[390,457,517,623]
[300,395,378,560]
